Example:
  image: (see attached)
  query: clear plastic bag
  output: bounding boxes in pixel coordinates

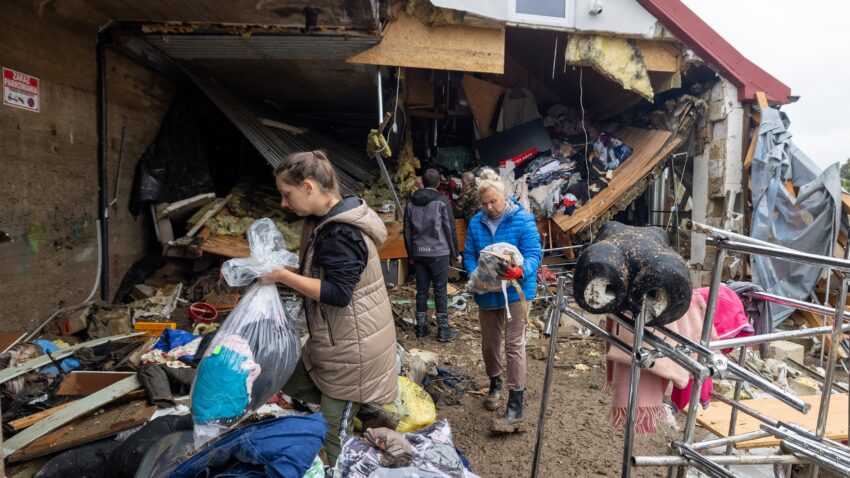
[466,242,524,294]
[190,219,301,446]
[220,218,299,287]
[336,420,479,478]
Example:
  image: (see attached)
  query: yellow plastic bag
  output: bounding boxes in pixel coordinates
[382,376,436,433]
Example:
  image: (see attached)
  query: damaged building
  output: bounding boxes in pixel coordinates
[2,0,848,476]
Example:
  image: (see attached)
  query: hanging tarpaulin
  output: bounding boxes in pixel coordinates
[750,107,842,324]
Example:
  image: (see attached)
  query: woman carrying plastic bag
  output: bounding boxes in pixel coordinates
[260,151,399,466]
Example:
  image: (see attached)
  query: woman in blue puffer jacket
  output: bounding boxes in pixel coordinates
[463,168,541,433]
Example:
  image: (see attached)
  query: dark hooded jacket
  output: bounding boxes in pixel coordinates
[403,188,459,259]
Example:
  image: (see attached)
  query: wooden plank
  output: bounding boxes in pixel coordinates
[742,124,759,169]
[696,394,848,449]
[56,371,136,397]
[755,91,769,109]
[7,402,77,432]
[462,74,504,138]
[378,219,467,260]
[159,193,216,219]
[0,333,144,385]
[199,230,251,258]
[552,127,676,234]
[0,332,25,354]
[634,40,681,73]
[8,401,156,463]
[348,10,505,74]
[2,375,141,457]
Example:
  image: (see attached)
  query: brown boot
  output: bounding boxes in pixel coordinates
[483,376,502,411]
[490,389,525,434]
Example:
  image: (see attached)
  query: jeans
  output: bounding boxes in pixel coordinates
[414,256,450,315]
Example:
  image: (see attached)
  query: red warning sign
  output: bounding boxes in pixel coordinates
[3,67,40,112]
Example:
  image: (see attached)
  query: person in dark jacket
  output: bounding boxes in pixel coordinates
[404,168,461,342]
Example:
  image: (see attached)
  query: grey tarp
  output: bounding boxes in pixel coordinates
[750,108,842,324]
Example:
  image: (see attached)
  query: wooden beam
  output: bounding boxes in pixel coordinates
[8,401,155,463]
[2,375,141,457]
[7,402,77,432]
[755,91,769,110]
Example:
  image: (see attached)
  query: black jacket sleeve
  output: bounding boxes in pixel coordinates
[403,202,413,259]
[441,196,459,258]
[315,224,368,307]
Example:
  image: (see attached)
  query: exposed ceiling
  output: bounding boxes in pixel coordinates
[47,0,380,31]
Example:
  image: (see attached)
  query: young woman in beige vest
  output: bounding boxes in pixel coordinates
[260,150,398,466]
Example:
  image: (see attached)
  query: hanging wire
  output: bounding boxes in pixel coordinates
[579,67,596,242]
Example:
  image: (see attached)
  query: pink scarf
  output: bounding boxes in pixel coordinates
[606,292,710,434]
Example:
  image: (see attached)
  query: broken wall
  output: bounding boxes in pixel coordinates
[690,77,745,285]
[0,0,175,331]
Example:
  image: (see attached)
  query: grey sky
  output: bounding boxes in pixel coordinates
[682,0,849,171]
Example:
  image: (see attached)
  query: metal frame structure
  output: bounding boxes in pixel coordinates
[533,221,850,478]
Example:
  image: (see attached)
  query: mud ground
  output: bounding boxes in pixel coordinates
[396,299,688,478]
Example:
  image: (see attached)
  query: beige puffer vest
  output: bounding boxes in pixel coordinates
[300,200,399,404]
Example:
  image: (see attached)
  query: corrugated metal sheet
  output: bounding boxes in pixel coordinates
[189,72,375,194]
[146,34,379,60]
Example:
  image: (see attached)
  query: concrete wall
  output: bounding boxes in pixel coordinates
[0,1,175,331]
[689,78,745,285]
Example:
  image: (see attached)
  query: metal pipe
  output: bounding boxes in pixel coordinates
[706,238,850,273]
[656,323,811,413]
[724,347,748,458]
[788,358,850,393]
[621,298,649,478]
[816,277,848,438]
[782,440,850,476]
[559,307,631,356]
[376,67,383,125]
[96,36,110,301]
[530,277,565,478]
[670,442,736,478]
[693,430,770,451]
[742,290,835,316]
[778,421,850,454]
[608,313,710,380]
[633,454,804,467]
[681,247,727,446]
[762,424,850,467]
[709,322,850,350]
[109,122,126,207]
[541,245,585,252]
[688,220,799,251]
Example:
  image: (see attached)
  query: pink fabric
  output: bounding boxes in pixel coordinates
[606,291,713,431]
[695,285,754,354]
[671,286,753,412]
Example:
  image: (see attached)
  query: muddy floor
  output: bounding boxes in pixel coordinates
[397,300,689,478]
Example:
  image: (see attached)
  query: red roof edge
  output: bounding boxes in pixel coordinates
[636,0,792,105]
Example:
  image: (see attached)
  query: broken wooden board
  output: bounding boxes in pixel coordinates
[7,401,77,432]
[2,375,141,457]
[56,371,136,397]
[696,393,848,449]
[0,333,145,385]
[553,127,678,235]
[462,75,504,138]
[158,193,216,219]
[7,400,156,463]
[348,10,505,74]
[198,228,251,258]
[0,331,25,354]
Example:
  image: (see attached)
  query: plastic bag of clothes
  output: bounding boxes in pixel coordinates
[383,376,437,433]
[220,218,299,286]
[190,219,301,446]
[466,243,524,294]
[337,419,479,478]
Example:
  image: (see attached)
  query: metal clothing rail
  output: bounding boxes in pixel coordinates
[537,220,850,478]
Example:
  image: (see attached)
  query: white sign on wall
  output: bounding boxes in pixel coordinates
[3,67,40,112]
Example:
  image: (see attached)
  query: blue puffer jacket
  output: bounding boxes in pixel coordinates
[463,197,542,309]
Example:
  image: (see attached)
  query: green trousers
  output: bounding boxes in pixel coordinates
[283,360,362,466]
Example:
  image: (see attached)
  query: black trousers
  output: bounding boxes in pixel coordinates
[414,256,450,315]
